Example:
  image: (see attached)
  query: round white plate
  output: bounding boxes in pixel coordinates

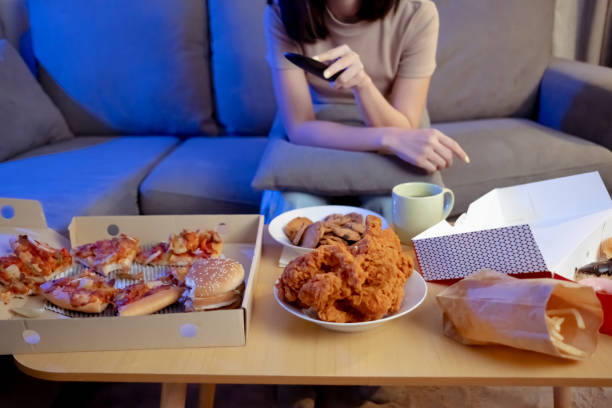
[273,271,427,332]
[268,205,389,257]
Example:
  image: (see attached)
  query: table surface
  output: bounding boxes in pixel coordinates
[14,232,612,387]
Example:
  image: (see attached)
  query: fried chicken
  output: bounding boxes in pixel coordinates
[276,216,413,323]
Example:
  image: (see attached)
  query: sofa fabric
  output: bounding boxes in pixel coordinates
[0,39,72,162]
[0,137,179,235]
[140,137,268,215]
[438,119,612,214]
[427,0,554,122]
[9,136,115,161]
[208,0,276,135]
[27,0,218,136]
[539,58,612,150]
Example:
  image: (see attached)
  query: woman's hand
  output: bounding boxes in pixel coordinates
[381,128,470,173]
[313,45,371,90]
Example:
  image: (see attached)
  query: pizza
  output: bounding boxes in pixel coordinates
[0,255,33,296]
[0,235,73,300]
[73,234,140,276]
[40,270,117,313]
[136,229,222,266]
[10,234,72,277]
[115,279,183,316]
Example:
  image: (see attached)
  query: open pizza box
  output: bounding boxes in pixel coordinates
[412,171,612,334]
[0,198,263,354]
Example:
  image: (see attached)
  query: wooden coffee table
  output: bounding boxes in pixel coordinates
[14,232,612,408]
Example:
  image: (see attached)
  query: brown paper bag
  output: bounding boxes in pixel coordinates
[436,269,603,360]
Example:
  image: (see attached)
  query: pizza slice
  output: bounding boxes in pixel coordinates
[9,234,72,279]
[73,234,140,276]
[0,255,36,297]
[136,229,223,266]
[115,280,183,316]
[40,270,117,313]
[0,235,73,301]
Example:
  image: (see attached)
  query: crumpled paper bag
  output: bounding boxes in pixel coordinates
[436,269,603,360]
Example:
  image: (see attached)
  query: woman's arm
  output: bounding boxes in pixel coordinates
[272,67,469,172]
[314,45,428,129]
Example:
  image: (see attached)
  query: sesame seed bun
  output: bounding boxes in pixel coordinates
[184,258,245,311]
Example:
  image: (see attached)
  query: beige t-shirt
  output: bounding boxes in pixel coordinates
[264,0,439,105]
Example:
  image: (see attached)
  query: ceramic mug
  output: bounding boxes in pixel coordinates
[391,182,454,243]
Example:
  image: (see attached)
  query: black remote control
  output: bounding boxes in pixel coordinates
[284,52,343,82]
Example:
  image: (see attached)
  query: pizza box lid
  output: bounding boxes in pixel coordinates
[413,172,612,281]
[0,198,263,354]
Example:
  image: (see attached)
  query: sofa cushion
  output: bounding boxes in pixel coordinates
[140,137,268,215]
[428,0,554,122]
[437,118,612,214]
[0,39,73,162]
[9,136,114,161]
[252,108,441,195]
[0,137,179,235]
[208,0,276,135]
[27,0,218,136]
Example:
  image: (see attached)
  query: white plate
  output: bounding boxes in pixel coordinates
[273,271,427,332]
[268,205,389,257]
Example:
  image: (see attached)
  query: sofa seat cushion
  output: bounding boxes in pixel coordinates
[9,136,115,161]
[0,39,73,161]
[437,119,612,214]
[28,0,218,136]
[139,137,268,214]
[0,136,179,235]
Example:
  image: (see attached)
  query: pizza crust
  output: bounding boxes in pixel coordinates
[42,288,109,314]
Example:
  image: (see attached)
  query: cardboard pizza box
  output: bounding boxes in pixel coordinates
[413,172,612,281]
[0,198,263,354]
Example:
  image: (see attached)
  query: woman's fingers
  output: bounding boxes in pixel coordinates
[426,149,447,170]
[439,133,470,163]
[333,64,363,88]
[313,44,350,63]
[323,52,357,79]
[433,142,453,168]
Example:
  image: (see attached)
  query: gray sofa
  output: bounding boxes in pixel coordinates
[1,0,611,236]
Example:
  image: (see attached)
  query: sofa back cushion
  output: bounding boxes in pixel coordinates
[208,0,276,135]
[28,0,218,136]
[428,0,554,122]
[0,39,73,161]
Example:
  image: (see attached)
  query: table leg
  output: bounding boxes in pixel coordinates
[553,386,572,408]
[198,384,216,408]
[160,383,187,408]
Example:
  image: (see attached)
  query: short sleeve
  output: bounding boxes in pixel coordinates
[264,4,301,70]
[397,1,439,78]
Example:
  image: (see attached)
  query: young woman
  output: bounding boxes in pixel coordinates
[263,0,468,220]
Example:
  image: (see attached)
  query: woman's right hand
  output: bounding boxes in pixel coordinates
[380,128,470,173]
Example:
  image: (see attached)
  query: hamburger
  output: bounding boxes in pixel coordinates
[184,258,245,312]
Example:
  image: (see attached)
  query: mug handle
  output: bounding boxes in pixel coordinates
[442,188,454,219]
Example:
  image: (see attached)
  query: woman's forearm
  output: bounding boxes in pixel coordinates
[288,120,390,151]
[352,78,415,128]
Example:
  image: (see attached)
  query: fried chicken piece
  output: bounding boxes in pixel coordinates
[276,216,413,323]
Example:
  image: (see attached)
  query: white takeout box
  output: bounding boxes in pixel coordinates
[0,198,263,354]
[413,172,612,281]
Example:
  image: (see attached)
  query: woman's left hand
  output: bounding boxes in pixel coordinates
[313,44,371,90]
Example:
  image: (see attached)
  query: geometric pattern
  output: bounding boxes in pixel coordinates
[414,224,548,281]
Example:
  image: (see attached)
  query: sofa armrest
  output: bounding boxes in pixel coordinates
[538,57,612,149]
